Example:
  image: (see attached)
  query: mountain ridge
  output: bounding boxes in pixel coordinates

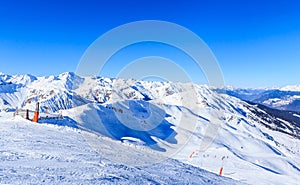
[218,87,300,113]
[1,72,300,184]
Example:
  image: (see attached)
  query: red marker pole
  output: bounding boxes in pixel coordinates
[33,102,39,123]
[219,156,225,176]
[219,167,223,176]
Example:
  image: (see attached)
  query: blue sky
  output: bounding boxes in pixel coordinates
[0,0,299,88]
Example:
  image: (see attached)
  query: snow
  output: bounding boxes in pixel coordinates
[0,72,300,184]
[293,114,300,118]
[220,87,300,112]
[263,96,300,110]
[0,112,240,185]
[280,85,300,92]
[63,99,300,185]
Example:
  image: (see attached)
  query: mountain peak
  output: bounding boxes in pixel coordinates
[10,74,37,84]
[57,72,84,91]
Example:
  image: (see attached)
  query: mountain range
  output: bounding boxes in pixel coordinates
[219,87,300,112]
[0,72,300,185]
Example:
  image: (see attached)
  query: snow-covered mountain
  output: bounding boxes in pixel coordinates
[219,88,300,112]
[1,72,300,185]
[281,85,300,92]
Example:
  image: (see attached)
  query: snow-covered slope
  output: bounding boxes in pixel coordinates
[0,112,240,185]
[0,72,300,185]
[61,96,300,185]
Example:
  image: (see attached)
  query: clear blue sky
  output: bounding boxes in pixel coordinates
[0,0,299,88]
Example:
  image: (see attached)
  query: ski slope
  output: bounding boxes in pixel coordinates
[0,111,240,185]
[61,99,300,185]
[0,72,300,184]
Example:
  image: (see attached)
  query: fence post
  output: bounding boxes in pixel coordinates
[26,109,29,120]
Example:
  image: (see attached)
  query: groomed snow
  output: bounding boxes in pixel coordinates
[0,111,241,185]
